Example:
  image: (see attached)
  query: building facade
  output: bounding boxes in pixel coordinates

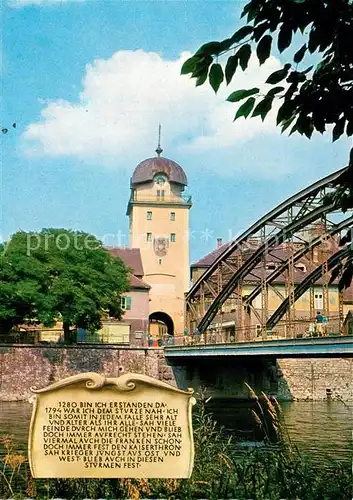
[126,149,192,337]
[107,247,150,344]
[191,238,353,339]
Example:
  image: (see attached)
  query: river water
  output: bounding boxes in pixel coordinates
[206,399,353,462]
[0,400,352,463]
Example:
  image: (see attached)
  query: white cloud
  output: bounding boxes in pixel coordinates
[9,0,83,7]
[23,49,283,174]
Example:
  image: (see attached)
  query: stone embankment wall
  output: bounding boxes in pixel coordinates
[0,345,352,401]
[278,358,353,401]
[0,345,175,401]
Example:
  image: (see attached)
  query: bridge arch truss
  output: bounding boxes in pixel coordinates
[186,167,352,339]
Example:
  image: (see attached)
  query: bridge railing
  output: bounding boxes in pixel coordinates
[169,316,350,346]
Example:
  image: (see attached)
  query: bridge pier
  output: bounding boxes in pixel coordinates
[167,357,286,400]
[166,355,353,402]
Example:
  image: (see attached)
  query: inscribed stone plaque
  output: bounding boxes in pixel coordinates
[28,372,195,478]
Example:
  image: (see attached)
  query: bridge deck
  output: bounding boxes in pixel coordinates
[164,336,353,358]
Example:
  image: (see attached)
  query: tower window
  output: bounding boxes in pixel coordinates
[170,212,175,221]
[147,211,152,220]
[170,233,176,243]
[158,258,162,265]
[146,232,152,242]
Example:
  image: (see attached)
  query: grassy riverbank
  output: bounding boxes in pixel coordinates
[1,390,351,499]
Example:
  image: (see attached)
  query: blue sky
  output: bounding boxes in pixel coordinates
[1,0,350,263]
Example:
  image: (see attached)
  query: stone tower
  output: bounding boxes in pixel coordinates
[126,146,191,337]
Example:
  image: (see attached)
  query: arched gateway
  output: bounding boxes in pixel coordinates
[149,311,174,344]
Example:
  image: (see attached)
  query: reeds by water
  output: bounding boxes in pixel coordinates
[0,386,351,499]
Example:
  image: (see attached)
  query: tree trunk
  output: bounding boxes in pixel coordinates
[63,322,72,344]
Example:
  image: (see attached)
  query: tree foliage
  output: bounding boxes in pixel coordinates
[182,0,353,288]
[182,0,353,207]
[0,229,129,342]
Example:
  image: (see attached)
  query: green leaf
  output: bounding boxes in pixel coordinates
[234,97,256,121]
[302,65,313,74]
[181,56,198,75]
[332,118,345,142]
[241,3,250,17]
[219,38,234,52]
[231,26,253,44]
[193,66,208,85]
[251,97,273,121]
[256,35,272,65]
[289,123,298,136]
[269,12,281,33]
[281,115,296,133]
[191,55,213,78]
[296,115,314,138]
[253,22,270,42]
[225,55,238,85]
[196,72,208,87]
[266,86,285,97]
[241,2,257,20]
[294,44,307,64]
[266,65,291,84]
[287,70,307,83]
[196,41,222,56]
[237,44,252,71]
[308,27,320,53]
[246,5,259,22]
[209,63,224,93]
[277,101,295,125]
[227,88,260,103]
[312,111,326,134]
[278,24,293,53]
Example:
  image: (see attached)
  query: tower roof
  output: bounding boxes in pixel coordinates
[131,156,188,186]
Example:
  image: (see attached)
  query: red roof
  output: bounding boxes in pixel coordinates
[192,241,342,286]
[130,275,150,290]
[192,242,232,267]
[132,156,187,186]
[106,247,150,290]
[107,247,144,277]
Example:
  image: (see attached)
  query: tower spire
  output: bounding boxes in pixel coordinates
[155,124,163,157]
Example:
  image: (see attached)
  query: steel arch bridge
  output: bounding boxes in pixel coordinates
[185,167,353,342]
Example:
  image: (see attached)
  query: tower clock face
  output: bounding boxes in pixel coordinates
[155,174,167,185]
[154,237,169,256]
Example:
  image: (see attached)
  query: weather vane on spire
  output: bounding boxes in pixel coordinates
[155,124,163,157]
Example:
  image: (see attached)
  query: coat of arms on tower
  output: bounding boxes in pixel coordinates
[154,237,169,257]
